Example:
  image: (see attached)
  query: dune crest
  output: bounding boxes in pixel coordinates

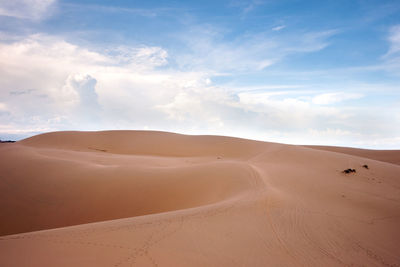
[1,131,400,266]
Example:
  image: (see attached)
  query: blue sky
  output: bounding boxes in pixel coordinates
[0,0,399,148]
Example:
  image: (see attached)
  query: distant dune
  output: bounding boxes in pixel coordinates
[305,145,400,165]
[0,131,399,266]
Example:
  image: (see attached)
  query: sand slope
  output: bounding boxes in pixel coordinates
[0,131,399,266]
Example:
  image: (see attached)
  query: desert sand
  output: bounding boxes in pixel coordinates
[0,130,399,266]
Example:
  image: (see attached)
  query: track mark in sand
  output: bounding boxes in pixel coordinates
[245,165,276,258]
[305,209,400,225]
[88,147,107,152]
[355,242,399,267]
[141,216,185,266]
[329,218,400,267]
[45,237,132,251]
[0,235,30,241]
[370,215,400,224]
[146,252,159,267]
[297,210,349,266]
[114,215,185,267]
[264,197,304,266]
[249,164,347,266]
[113,250,139,267]
[115,225,165,267]
[248,164,304,266]
[0,196,239,256]
[0,225,135,251]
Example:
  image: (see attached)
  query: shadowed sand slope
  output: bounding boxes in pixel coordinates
[1,131,400,266]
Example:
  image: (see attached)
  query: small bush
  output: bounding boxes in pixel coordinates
[343,168,356,174]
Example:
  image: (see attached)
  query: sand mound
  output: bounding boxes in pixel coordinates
[1,131,400,266]
[20,130,267,158]
[1,131,259,235]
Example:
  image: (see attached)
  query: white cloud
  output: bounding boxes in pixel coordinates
[0,33,399,148]
[62,74,101,126]
[272,25,286,31]
[235,91,341,129]
[355,136,400,147]
[175,26,275,72]
[286,30,339,53]
[0,0,56,20]
[381,25,400,74]
[107,46,168,69]
[230,0,264,17]
[0,125,54,134]
[341,25,400,76]
[157,84,236,130]
[387,25,400,56]
[308,128,356,138]
[62,3,161,18]
[0,34,174,133]
[0,102,6,110]
[156,86,400,148]
[242,0,263,15]
[175,26,338,73]
[312,92,363,105]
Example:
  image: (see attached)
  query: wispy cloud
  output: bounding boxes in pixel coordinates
[242,0,264,15]
[272,25,286,31]
[229,0,265,18]
[60,2,174,18]
[385,25,400,56]
[284,29,339,53]
[174,26,338,73]
[0,0,56,20]
[384,25,400,70]
[373,24,400,75]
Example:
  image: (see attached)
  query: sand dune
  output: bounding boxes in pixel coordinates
[305,145,400,165]
[0,131,399,266]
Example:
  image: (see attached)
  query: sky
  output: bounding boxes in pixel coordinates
[0,0,399,148]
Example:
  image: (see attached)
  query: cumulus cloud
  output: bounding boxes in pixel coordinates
[62,74,101,127]
[156,86,399,148]
[0,0,56,20]
[0,34,173,135]
[0,33,398,148]
[312,92,363,105]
